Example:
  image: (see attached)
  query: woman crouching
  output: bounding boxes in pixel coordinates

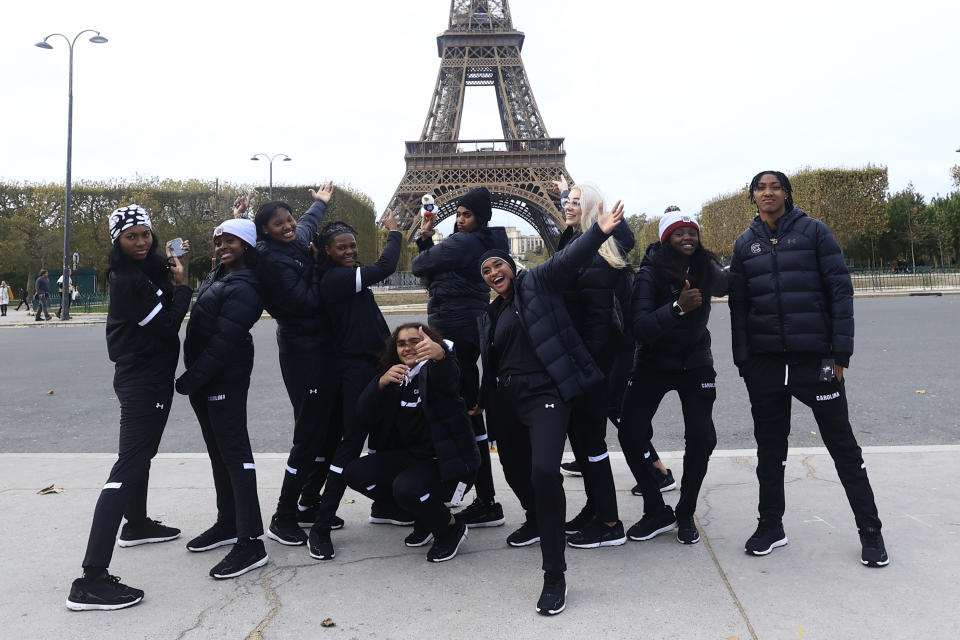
[343,323,480,562]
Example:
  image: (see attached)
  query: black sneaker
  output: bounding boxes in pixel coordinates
[186,522,238,552]
[631,468,677,496]
[536,573,567,616]
[567,520,627,548]
[369,503,415,526]
[405,522,434,547]
[564,505,596,535]
[210,538,268,579]
[455,498,505,528]
[560,461,582,477]
[677,516,700,545]
[308,526,335,560]
[744,518,788,556]
[426,522,468,562]
[298,507,344,530]
[66,573,144,611]
[117,519,181,547]
[507,521,540,547]
[627,506,678,541]
[859,527,889,567]
[267,515,307,546]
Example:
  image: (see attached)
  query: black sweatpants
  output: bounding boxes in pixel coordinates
[82,381,173,568]
[455,339,496,503]
[619,366,717,520]
[745,356,882,530]
[275,349,337,520]
[488,372,570,574]
[567,343,620,523]
[344,451,462,537]
[190,384,263,538]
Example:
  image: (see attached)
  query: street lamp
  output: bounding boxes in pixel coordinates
[250,153,292,200]
[35,29,108,321]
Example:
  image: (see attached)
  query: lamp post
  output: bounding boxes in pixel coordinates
[35,29,108,321]
[250,153,292,200]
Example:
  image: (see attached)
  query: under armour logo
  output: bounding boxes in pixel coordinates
[309,389,318,394]
[156,403,164,409]
[544,403,555,409]
[822,365,833,375]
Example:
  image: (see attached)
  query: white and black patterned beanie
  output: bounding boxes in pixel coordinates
[109,204,152,242]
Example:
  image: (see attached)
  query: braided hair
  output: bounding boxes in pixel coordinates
[748,170,794,213]
[317,221,358,273]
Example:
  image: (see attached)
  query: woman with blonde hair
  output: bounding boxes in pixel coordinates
[554,181,634,549]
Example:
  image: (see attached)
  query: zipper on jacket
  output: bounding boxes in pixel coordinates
[769,235,788,351]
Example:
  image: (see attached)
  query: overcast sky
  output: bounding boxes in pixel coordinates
[3,0,958,237]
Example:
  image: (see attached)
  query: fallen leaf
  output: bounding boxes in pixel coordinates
[38,484,64,495]
[321,618,335,627]
[344,499,355,504]
[47,389,55,395]
[916,390,927,394]
[810,431,816,435]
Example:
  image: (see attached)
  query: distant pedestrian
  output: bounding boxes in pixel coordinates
[0,280,10,316]
[57,268,73,319]
[15,287,30,311]
[729,170,888,567]
[34,269,51,321]
[66,204,193,611]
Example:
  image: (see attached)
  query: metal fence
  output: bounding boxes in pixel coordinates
[370,272,425,290]
[848,267,960,291]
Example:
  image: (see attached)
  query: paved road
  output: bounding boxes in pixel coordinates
[1,296,957,452]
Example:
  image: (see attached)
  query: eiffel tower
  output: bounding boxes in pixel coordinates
[385,0,573,251]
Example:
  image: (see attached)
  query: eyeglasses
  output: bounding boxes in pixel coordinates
[565,199,581,208]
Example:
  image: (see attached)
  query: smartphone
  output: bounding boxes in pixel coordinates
[166,238,187,257]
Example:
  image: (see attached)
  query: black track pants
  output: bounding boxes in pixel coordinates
[454,340,497,503]
[488,372,570,575]
[567,378,620,522]
[275,349,336,520]
[190,385,263,538]
[345,451,460,537]
[619,367,717,520]
[745,357,882,530]
[82,382,173,568]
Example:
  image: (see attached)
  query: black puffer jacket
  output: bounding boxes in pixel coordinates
[256,200,329,353]
[557,221,635,357]
[412,226,509,343]
[355,344,480,481]
[478,223,614,404]
[106,265,192,386]
[729,207,854,368]
[632,243,727,371]
[177,265,263,395]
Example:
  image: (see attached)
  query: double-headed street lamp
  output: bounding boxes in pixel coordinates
[250,153,291,200]
[35,29,108,321]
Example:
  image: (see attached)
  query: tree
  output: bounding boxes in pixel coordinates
[928,192,960,266]
[625,213,649,264]
[952,165,960,188]
[699,187,754,258]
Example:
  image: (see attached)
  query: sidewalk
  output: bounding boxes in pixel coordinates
[3,446,957,639]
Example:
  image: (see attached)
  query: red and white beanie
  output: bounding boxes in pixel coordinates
[658,210,700,245]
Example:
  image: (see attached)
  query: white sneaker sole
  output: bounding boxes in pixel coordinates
[746,536,788,555]
[568,534,628,549]
[628,521,677,541]
[187,537,238,553]
[369,517,415,526]
[211,555,269,579]
[508,536,541,547]
[405,533,434,547]
[465,517,505,528]
[560,468,582,477]
[117,533,180,548]
[266,529,306,546]
[427,529,467,562]
[66,595,143,611]
[861,556,890,567]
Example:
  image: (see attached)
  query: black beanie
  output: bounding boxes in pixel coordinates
[479,249,516,276]
[458,187,492,223]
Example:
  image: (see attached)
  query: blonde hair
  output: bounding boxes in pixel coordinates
[572,183,627,269]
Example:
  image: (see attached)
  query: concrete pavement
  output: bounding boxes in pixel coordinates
[3,446,958,639]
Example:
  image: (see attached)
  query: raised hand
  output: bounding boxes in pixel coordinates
[381,208,398,232]
[551,177,569,195]
[168,255,186,286]
[379,363,410,389]
[309,182,335,203]
[414,326,445,363]
[420,209,436,237]
[677,279,703,312]
[597,199,624,234]
[233,190,254,218]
